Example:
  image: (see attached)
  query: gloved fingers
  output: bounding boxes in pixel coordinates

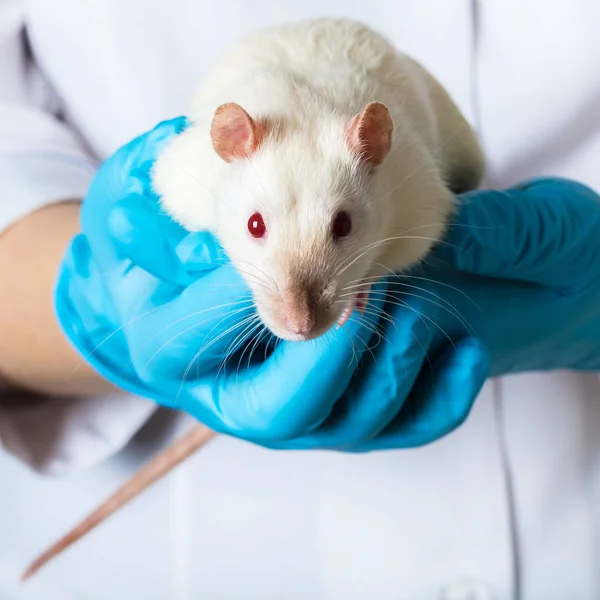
[55,232,225,414]
[436,177,600,294]
[357,336,489,450]
[55,233,140,377]
[80,118,189,263]
[107,192,228,285]
[174,230,230,275]
[59,221,253,385]
[107,194,195,286]
[271,291,438,449]
[113,116,189,190]
[178,281,389,442]
[86,116,187,205]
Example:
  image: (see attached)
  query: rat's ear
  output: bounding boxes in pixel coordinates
[346,102,393,167]
[210,103,263,162]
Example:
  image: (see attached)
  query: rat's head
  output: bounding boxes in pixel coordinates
[210,101,394,341]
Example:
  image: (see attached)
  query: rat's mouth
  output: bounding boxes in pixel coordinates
[337,283,371,328]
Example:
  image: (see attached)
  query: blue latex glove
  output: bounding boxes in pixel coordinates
[422,177,600,375]
[55,118,489,450]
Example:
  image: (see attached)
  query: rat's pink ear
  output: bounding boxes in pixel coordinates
[210,102,263,162]
[346,102,393,167]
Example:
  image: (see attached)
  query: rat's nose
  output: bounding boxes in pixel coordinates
[281,271,335,338]
[285,311,317,336]
[282,285,320,337]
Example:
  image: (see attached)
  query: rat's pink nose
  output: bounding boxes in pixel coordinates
[285,311,317,336]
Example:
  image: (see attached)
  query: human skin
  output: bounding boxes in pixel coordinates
[0,201,114,398]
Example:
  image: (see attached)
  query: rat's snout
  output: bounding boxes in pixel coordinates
[280,274,337,339]
[283,288,319,336]
[284,300,316,336]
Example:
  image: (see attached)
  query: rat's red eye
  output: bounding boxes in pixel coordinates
[248,212,266,238]
[331,210,352,240]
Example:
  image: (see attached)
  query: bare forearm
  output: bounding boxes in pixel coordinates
[0,202,116,397]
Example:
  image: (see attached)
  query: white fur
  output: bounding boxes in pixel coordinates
[152,18,484,340]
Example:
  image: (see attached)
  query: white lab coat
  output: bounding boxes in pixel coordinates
[1,1,599,599]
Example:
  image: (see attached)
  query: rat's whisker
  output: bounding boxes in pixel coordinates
[363,289,474,337]
[143,299,254,349]
[207,315,258,379]
[338,212,501,287]
[335,211,481,280]
[224,315,262,367]
[335,294,399,332]
[235,259,281,294]
[375,291,431,333]
[175,313,260,401]
[232,320,264,384]
[367,295,456,349]
[139,302,256,373]
[340,268,480,316]
[335,220,453,276]
[195,299,258,355]
[351,301,435,375]
[217,315,263,379]
[101,301,255,393]
[342,309,382,347]
[340,280,472,334]
[396,273,481,310]
[193,312,259,365]
[209,282,255,289]
[338,234,464,278]
[228,266,274,292]
[358,306,399,331]
[237,322,268,383]
[200,314,259,353]
[388,284,472,333]
[250,327,270,368]
[68,265,261,383]
[354,322,386,358]
[262,332,278,363]
[336,233,420,277]
[335,322,359,368]
[234,270,276,295]
[343,316,383,362]
[370,261,480,311]
[348,312,390,345]
[67,304,169,380]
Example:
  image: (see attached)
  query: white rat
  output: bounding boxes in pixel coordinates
[152,17,484,341]
[21,18,484,581]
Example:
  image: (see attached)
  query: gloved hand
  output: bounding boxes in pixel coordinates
[55,118,489,450]
[425,177,600,375]
[56,117,257,390]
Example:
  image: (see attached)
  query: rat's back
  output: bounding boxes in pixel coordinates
[205,18,400,87]
[191,19,425,118]
[189,17,483,189]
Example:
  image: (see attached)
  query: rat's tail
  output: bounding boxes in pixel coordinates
[20,423,216,582]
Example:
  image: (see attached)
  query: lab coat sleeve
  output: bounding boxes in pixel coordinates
[0,0,97,227]
[0,0,158,475]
